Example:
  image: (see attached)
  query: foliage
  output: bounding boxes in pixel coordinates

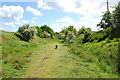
[75,34,85,44]
[36,26,44,38]
[66,31,76,43]
[58,33,65,40]
[97,2,120,38]
[88,27,112,43]
[41,25,55,38]
[77,27,92,43]
[2,2,120,78]
[77,27,91,36]
[109,2,120,39]
[66,7,120,75]
[69,40,119,75]
[60,25,77,43]
[43,31,51,38]
[112,2,120,29]
[18,24,37,41]
[18,24,56,39]
[18,24,30,33]
[97,11,112,29]
[55,32,59,39]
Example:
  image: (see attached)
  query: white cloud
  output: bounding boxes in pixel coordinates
[3,22,15,27]
[52,21,55,23]
[57,16,74,23]
[50,23,61,32]
[2,19,29,32]
[15,19,29,26]
[0,5,24,20]
[56,0,76,13]
[37,0,53,10]
[52,0,117,16]
[22,20,29,24]
[0,24,3,30]
[15,21,22,25]
[43,0,119,14]
[0,27,2,30]
[50,16,102,32]
[50,21,99,32]
[26,6,42,16]
[33,17,38,20]
[50,16,74,32]
[39,0,119,32]
[31,20,36,23]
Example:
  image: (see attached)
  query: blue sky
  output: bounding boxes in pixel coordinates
[0,0,119,32]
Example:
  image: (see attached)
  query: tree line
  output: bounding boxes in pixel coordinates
[17,2,120,42]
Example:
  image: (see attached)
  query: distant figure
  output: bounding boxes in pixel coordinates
[55,45,58,49]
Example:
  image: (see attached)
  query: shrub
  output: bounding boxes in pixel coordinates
[41,25,55,38]
[105,38,111,43]
[112,38,118,42]
[75,34,85,44]
[36,26,44,38]
[18,24,37,41]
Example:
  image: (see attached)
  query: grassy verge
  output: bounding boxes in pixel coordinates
[68,39,119,78]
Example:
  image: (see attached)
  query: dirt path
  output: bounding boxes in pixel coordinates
[20,41,115,78]
[22,42,71,78]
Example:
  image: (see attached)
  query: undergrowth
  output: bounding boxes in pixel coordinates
[69,39,119,77]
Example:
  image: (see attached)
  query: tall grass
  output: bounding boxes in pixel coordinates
[69,39,119,76]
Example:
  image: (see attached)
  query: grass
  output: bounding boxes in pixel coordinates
[1,31,59,78]
[20,41,68,78]
[50,51,118,78]
[1,30,119,78]
[2,41,40,77]
[69,39,119,77]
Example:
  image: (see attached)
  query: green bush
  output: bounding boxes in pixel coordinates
[75,34,85,44]
[41,25,55,38]
[112,38,119,42]
[18,24,38,41]
[36,26,44,38]
[105,38,111,43]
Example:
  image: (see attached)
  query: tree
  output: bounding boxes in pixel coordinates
[97,11,112,29]
[36,26,44,38]
[41,25,54,38]
[18,24,30,33]
[112,2,120,29]
[66,31,76,43]
[29,28,38,38]
[43,31,51,38]
[67,25,77,36]
[22,29,32,41]
[58,33,65,39]
[18,24,37,41]
[78,27,91,36]
[77,27,92,43]
[67,25,74,31]
[110,2,120,38]
[60,29,68,40]
[60,25,77,43]
[54,32,59,39]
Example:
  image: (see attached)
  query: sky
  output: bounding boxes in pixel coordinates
[0,0,119,32]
